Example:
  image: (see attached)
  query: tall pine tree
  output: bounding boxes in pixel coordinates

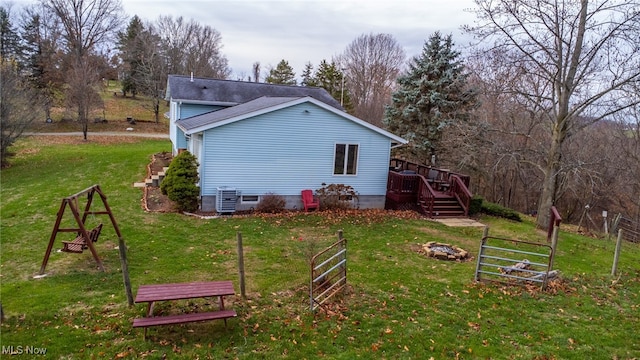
[265,59,296,85]
[314,60,352,112]
[0,6,22,65]
[384,32,477,164]
[300,60,353,113]
[117,15,145,97]
[300,62,315,86]
[20,5,63,120]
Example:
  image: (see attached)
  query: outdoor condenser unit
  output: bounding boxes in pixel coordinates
[216,186,238,213]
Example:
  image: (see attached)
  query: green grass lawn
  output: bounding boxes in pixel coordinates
[1,136,639,359]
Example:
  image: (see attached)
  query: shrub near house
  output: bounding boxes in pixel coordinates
[160,151,200,212]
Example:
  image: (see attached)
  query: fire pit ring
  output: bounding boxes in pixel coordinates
[422,242,469,261]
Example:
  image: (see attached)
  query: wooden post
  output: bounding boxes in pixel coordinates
[97,185,133,306]
[39,199,67,275]
[237,232,246,300]
[549,225,559,271]
[611,229,623,276]
[118,237,134,306]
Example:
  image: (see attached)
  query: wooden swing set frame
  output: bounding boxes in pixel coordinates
[39,184,122,274]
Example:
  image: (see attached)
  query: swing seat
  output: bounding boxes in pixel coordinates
[61,224,103,253]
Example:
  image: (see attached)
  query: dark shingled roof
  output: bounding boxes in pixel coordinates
[166,74,344,110]
[176,96,303,132]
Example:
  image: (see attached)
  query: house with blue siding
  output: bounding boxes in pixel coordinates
[165,75,407,212]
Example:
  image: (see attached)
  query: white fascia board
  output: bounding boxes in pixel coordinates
[304,97,409,145]
[182,97,309,135]
[170,98,239,107]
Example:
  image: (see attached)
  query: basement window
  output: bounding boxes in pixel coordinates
[241,195,260,204]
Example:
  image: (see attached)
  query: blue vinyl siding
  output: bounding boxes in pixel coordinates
[180,104,226,119]
[199,102,391,197]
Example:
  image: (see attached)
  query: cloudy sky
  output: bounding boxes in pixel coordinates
[119,0,479,79]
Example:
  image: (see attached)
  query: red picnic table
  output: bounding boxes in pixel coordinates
[132,280,237,339]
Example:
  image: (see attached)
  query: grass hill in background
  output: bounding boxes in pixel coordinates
[28,80,169,134]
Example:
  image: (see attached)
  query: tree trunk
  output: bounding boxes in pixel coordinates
[154,101,159,123]
[78,104,88,141]
[536,122,566,229]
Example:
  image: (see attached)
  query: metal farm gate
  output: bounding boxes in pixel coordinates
[310,231,347,312]
[474,234,555,290]
[613,215,640,243]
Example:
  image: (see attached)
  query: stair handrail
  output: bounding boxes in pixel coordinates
[417,175,437,217]
[449,174,471,216]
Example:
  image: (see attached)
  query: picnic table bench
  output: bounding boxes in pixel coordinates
[132,280,237,339]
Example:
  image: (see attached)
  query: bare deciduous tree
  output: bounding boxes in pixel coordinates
[1,63,44,167]
[155,15,230,79]
[466,0,640,229]
[134,22,166,123]
[337,33,405,127]
[611,92,640,224]
[44,0,125,140]
[451,50,547,213]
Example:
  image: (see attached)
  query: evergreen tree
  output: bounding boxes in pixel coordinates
[20,12,45,83]
[0,6,22,65]
[300,62,315,86]
[265,59,296,85]
[313,59,353,112]
[384,32,477,164]
[20,6,63,120]
[161,151,200,212]
[117,15,145,97]
[300,60,353,112]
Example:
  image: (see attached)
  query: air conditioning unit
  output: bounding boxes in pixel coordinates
[216,187,238,213]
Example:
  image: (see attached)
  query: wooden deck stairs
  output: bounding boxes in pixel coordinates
[385,158,472,219]
[427,196,466,218]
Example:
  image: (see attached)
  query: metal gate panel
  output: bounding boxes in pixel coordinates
[310,234,347,312]
[475,236,554,290]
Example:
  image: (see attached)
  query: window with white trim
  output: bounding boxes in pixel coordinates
[333,143,359,175]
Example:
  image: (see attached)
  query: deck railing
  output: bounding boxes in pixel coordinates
[387,171,420,194]
[387,170,440,217]
[388,158,472,217]
[390,158,470,188]
[449,174,472,215]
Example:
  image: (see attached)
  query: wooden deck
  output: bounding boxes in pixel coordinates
[386,159,472,218]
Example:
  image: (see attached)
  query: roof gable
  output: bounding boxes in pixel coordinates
[166,75,343,110]
[176,96,407,145]
[177,96,301,132]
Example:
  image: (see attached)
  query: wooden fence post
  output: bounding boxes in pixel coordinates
[549,225,559,271]
[118,237,134,306]
[611,229,623,276]
[237,232,246,300]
